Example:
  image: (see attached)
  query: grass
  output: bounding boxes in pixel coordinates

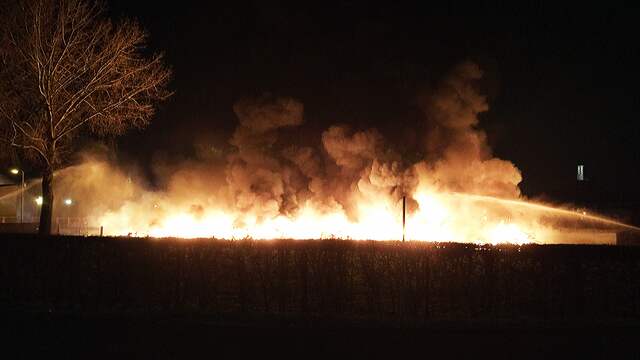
[2,234,640,325]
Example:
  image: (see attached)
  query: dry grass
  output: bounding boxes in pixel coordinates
[2,234,640,324]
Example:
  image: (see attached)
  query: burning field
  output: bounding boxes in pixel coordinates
[50,62,637,243]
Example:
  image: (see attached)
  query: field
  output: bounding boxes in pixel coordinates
[3,234,640,357]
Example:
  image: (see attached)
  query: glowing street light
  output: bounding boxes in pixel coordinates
[35,196,43,206]
[64,198,73,206]
[9,168,24,223]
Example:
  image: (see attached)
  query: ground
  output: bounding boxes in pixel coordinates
[5,311,640,358]
[3,234,640,357]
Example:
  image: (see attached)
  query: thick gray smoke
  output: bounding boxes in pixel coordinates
[226,95,415,222]
[320,125,417,218]
[418,61,522,197]
[227,95,306,220]
[48,61,525,236]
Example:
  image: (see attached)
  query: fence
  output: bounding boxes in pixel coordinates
[0,217,102,235]
[54,217,102,236]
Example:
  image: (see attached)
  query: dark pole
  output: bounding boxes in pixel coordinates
[402,196,406,242]
[20,171,24,224]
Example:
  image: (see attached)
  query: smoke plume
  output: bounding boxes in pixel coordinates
[45,61,607,244]
[417,61,522,197]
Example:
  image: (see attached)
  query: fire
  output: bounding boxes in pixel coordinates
[85,181,637,245]
[485,222,530,245]
[89,187,606,244]
[100,189,461,241]
[51,63,639,244]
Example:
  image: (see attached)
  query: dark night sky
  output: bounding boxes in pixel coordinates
[107,1,640,206]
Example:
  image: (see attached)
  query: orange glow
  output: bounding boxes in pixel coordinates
[91,185,633,244]
[55,69,639,245]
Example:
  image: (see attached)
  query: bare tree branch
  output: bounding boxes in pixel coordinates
[0,0,172,234]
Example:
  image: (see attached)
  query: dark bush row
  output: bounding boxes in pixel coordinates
[2,235,640,323]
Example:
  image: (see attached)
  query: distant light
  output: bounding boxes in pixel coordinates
[35,196,43,206]
[10,168,19,175]
[64,198,73,206]
[577,165,584,181]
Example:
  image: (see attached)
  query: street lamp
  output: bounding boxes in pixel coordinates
[64,198,73,206]
[9,168,24,223]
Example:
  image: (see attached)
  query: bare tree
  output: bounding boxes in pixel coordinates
[0,0,171,234]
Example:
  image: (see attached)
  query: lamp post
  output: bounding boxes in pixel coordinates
[9,168,24,223]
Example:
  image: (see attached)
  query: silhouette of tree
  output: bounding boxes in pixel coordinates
[0,0,171,234]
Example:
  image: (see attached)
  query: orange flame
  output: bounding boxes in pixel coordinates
[92,186,629,244]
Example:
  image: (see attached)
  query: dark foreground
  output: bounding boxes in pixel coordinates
[5,312,640,358]
[3,234,640,357]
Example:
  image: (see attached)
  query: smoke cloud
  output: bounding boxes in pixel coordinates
[226,94,305,220]
[46,62,607,243]
[417,61,522,197]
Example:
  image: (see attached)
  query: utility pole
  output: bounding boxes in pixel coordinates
[20,171,24,223]
[402,195,406,242]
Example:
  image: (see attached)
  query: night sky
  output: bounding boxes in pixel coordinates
[108,1,640,207]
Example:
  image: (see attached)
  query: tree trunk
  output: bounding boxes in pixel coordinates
[38,167,54,235]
